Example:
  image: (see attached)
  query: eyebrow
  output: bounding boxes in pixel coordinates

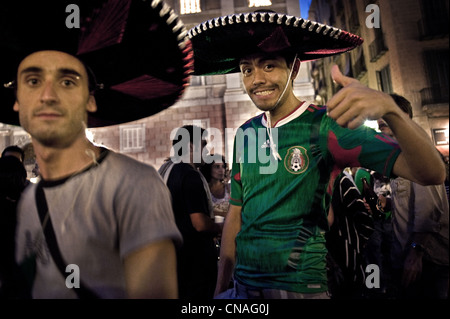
[239,56,278,66]
[19,66,83,79]
[19,66,42,75]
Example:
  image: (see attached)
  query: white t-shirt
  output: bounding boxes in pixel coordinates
[15,148,181,298]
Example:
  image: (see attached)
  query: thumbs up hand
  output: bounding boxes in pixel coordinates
[326,64,396,129]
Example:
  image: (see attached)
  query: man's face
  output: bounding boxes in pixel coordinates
[239,53,292,112]
[13,50,97,148]
[377,118,394,137]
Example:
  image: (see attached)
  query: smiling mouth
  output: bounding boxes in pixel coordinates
[254,89,274,96]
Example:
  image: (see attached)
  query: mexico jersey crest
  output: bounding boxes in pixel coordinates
[284,146,309,174]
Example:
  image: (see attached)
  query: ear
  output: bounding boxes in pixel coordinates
[86,94,97,113]
[291,59,301,79]
[13,101,20,112]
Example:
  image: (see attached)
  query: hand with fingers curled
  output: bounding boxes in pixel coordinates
[326,64,398,129]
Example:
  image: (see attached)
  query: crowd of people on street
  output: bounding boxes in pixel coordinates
[0,1,448,300]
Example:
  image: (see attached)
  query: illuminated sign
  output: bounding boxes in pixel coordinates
[433,128,449,146]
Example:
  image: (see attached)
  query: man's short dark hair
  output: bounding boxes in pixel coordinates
[172,125,206,145]
[2,145,25,162]
[172,125,207,157]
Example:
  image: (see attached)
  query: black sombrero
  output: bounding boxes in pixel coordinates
[188,11,363,75]
[0,0,193,127]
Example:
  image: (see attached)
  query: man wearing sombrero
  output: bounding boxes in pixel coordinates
[188,11,446,299]
[0,0,192,298]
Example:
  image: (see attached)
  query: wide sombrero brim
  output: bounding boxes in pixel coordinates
[188,12,363,75]
[0,0,193,128]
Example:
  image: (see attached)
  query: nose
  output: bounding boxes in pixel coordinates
[252,67,266,86]
[40,80,59,104]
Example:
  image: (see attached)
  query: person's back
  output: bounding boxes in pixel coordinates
[390,175,449,299]
[2,145,25,163]
[363,169,395,298]
[0,156,29,298]
[165,162,218,299]
[159,124,220,299]
[378,93,449,299]
[0,155,27,200]
[326,167,374,299]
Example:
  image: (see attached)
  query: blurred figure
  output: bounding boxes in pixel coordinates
[379,94,449,299]
[361,168,395,299]
[159,125,222,299]
[200,154,231,266]
[326,167,374,299]
[1,145,25,163]
[0,155,29,298]
[200,154,230,219]
[2,145,30,187]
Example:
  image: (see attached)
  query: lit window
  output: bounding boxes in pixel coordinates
[120,124,145,153]
[181,0,201,14]
[248,0,272,7]
[376,65,393,94]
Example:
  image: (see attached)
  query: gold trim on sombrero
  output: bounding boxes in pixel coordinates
[151,0,190,52]
[188,11,362,76]
[149,0,193,96]
[0,0,194,127]
[187,12,353,43]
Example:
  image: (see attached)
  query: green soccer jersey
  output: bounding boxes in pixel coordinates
[229,102,401,293]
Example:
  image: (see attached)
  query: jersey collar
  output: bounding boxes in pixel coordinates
[261,101,311,128]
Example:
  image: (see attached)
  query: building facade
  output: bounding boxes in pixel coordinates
[1,0,313,175]
[2,0,447,177]
[89,0,315,168]
[308,0,449,157]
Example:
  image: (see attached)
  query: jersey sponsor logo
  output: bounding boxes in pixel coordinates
[261,139,275,149]
[284,146,309,174]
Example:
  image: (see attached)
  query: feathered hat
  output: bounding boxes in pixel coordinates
[0,0,193,127]
[188,11,363,75]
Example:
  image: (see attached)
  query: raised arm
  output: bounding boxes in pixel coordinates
[327,65,445,185]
